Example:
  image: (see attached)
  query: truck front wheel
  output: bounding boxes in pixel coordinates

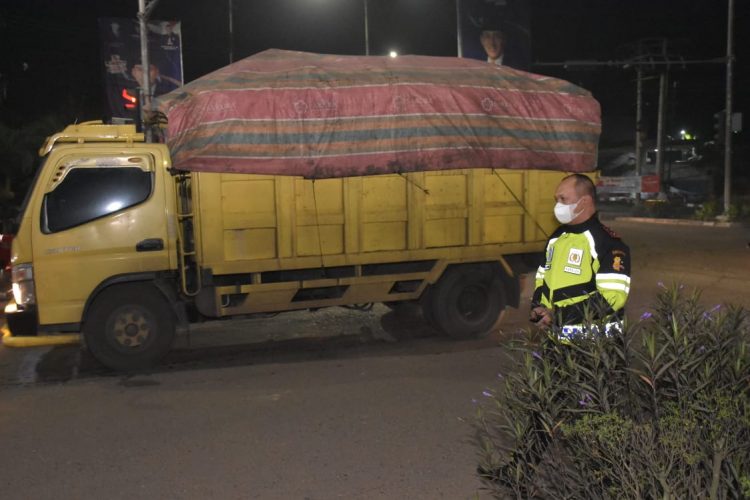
[428,266,506,339]
[83,284,175,371]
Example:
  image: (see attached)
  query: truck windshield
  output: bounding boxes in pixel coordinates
[42,166,152,233]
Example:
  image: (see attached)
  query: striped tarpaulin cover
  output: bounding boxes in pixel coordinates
[155,49,601,178]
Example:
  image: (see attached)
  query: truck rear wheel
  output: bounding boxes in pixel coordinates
[428,266,506,339]
[419,287,439,329]
[83,284,175,371]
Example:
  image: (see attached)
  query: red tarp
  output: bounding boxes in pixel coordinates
[156,49,601,178]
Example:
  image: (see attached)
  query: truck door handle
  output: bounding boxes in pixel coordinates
[136,238,164,252]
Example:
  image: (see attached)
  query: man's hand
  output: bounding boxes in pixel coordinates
[530,306,553,327]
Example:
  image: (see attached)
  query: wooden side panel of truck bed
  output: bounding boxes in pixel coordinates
[193,168,566,276]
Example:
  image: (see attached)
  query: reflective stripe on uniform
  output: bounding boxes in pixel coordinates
[553,292,596,308]
[596,273,631,284]
[535,266,545,280]
[583,230,598,260]
[598,282,630,293]
[559,321,621,341]
[596,273,630,293]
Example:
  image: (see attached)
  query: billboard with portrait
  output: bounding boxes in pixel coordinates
[460,0,531,71]
[99,18,183,122]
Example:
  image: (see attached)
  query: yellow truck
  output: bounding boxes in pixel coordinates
[5,121,569,369]
[5,51,601,370]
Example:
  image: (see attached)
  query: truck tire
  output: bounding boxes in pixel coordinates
[383,300,421,319]
[419,287,439,330]
[83,284,175,371]
[428,266,506,339]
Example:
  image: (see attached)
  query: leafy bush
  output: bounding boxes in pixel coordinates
[693,199,750,221]
[728,200,750,221]
[474,286,750,499]
[694,200,719,220]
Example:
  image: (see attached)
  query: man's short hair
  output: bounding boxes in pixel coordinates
[564,173,597,200]
[480,29,505,41]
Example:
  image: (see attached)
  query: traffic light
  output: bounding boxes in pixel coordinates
[122,88,138,110]
[713,110,726,144]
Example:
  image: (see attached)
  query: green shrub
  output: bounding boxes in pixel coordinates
[728,200,750,221]
[727,203,741,221]
[474,285,750,499]
[694,200,719,220]
[643,199,671,218]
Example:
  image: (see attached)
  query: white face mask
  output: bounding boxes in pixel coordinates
[554,200,582,224]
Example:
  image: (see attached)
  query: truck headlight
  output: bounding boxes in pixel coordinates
[12,263,36,307]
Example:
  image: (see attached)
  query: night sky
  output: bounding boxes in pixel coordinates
[1,0,748,146]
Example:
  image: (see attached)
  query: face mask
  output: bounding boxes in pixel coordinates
[554,200,582,224]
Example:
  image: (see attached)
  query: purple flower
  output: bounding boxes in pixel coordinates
[640,312,653,320]
[698,345,706,354]
[657,281,666,289]
[578,393,593,407]
[496,373,504,380]
[482,390,493,398]
[532,351,542,361]
[703,305,722,319]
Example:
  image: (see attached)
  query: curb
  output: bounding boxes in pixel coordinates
[614,217,746,228]
[1,324,81,348]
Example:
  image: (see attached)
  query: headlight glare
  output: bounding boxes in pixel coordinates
[11,264,35,307]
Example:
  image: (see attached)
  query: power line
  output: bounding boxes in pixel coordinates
[533,57,725,69]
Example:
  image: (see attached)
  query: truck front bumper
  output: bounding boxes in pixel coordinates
[2,300,81,347]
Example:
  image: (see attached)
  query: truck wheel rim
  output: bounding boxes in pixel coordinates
[111,307,153,348]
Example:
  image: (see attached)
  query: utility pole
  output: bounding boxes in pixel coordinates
[538,37,730,204]
[136,0,160,141]
[634,67,643,203]
[722,0,735,216]
[137,0,153,142]
[228,0,234,64]
[655,70,668,196]
[364,0,370,56]
[456,0,463,57]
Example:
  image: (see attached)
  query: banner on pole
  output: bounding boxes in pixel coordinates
[598,175,661,198]
[99,18,183,122]
[459,0,531,71]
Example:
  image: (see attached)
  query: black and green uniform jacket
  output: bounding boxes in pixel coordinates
[532,215,631,326]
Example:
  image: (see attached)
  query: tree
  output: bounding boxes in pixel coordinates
[0,115,63,223]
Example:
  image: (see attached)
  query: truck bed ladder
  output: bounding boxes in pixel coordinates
[174,172,202,296]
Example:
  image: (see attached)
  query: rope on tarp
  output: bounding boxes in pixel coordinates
[491,168,550,240]
[397,172,430,195]
[310,178,327,277]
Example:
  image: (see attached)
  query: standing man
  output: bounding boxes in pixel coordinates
[531,174,631,337]
[480,29,506,66]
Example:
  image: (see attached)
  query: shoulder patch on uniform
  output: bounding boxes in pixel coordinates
[612,254,626,272]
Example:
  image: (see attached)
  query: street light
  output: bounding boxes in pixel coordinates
[389,50,398,58]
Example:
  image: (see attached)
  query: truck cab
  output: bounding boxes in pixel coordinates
[7,122,179,366]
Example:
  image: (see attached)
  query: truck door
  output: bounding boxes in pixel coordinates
[31,151,170,326]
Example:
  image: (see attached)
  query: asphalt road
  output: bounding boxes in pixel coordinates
[0,219,748,499]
